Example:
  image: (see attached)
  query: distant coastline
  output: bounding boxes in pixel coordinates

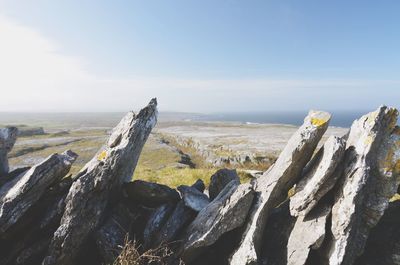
[0,109,393,129]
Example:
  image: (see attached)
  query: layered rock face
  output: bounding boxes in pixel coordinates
[0,103,399,265]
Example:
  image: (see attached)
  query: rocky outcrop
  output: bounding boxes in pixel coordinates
[0,150,77,235]
[123,180,180,207]
[1,104,400,265]
[209,168,240,200]
[287,203,331,265]
[290,136,346,216]
[178,184,209,212]
[0,127,18,177]
[327,106,400,265]
[230,110,331,265]
[43,98,158,265]
[182,181,254,263]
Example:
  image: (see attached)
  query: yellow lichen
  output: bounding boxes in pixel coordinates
[364,135,373,146]
[311,117,328,127]
[390,193,400,202]
[287,186,296,198]
[97,150,107,161]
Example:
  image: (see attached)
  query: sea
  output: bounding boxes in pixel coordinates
[196,110,377,128]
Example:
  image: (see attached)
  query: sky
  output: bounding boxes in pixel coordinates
[0,0,399,112]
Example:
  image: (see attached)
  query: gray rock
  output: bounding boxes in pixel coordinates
[124,180,180,207]
[328,106,400,265]
[259,200,296,265]
[287,203,331,265]
[43,99,158,265]
[355,201,400,265]
[0,150,77,235]
[191,179,205,192]
[0,127,18,177]
[209,168,240,200]
[143,203,176,249]
[183,181,254,263]
[177,184,209,212]
[94,204,141,264]
[290,136,346,216]
[230,110,331,265]
[151,180,204,247]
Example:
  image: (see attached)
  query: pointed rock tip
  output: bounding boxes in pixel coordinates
[307,110,331,127]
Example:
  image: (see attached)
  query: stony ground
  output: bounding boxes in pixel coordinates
[4,114,348,187]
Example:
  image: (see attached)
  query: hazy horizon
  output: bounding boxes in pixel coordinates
[0,1,399,112]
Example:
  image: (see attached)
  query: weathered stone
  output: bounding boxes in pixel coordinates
[287,203,331,265]
[94,204,141,264]
[0,150,77,235]
[152,180,204,247]
[183,181,254,263]
[177,184,209,212]
[0,166,30,188]
[230,110,330,265]
[143,203,176,249]
[209,168,240,200]
[0,176,73,265]
[124,180,180,207]
[290,136,346,216]
[43,99,158,265]
[0,127,18,177]
[328,106,400,265]
[259,200,296,265]
[191,179,205,193]
[355,201,400,265]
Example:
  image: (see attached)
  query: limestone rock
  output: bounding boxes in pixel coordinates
[209,168,240,200]
[230,110,330,265]
[287,203,331,265]
[355,201,400,265]
[151,180,204,247]
[143,203,176,249]
[328,106,400,265]
[0,150,77,235]
[177,184,209,212]
[0,127,18,177]
[124,180,180,207]
[43,99,158,265]
[290,136,346,216]
[94,204,141,263]
[183,181,254,263]
[259,201,296,265]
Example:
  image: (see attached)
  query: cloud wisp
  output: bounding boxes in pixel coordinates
[0,15,399,112]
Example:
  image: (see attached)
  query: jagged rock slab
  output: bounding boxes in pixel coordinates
[290,136,346,216]
[151,180,204,247]
[355,201,400,265]
[0,166,30,188]
[124,180,180,207]
[209,168,240,200]
[259,200,296,265]
[0,150,77,235]
[287,203,331,265]
[183,181,254,263]
[94,204,141,263]
[0,176,73,265]
[230,110,331,265]
[43,99,158,265]
[177,184,209,212]
[191,179,206,193]
[143,203,176,249]
[0,127,18,177]
[328,106,400,265]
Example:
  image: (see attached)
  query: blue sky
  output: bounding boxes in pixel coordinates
[0,0,399,112]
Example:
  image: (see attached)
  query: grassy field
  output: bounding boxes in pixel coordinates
[4,112,348,189]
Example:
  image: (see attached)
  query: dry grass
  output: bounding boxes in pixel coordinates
[113,238,184,265]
